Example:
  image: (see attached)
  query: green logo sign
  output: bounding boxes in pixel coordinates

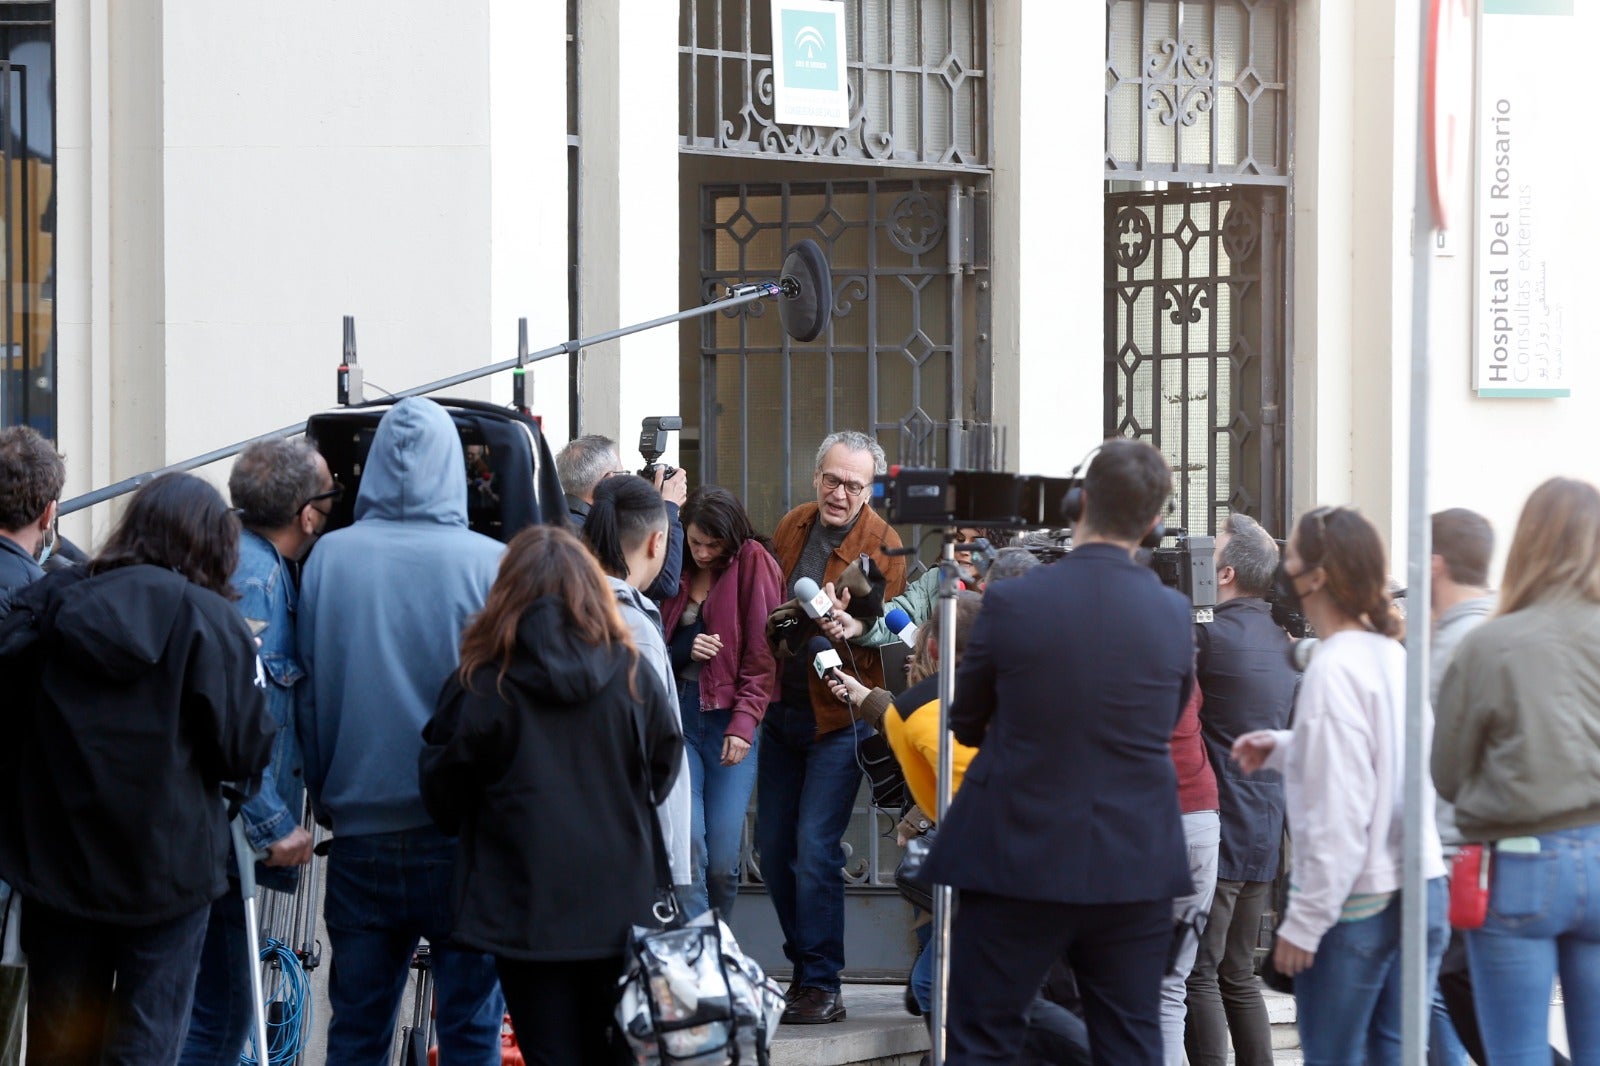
[781,10,839,91]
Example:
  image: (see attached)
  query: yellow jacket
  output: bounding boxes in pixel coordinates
[883,674,978,820]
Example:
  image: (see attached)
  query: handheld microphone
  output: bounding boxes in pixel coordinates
[793,577,836,622]
[885,607,918,648]
[807,635,844,683]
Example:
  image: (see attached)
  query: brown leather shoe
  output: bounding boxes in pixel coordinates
[781,986,846,1024]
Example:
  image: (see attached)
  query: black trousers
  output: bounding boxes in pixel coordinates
[497,956,627,1066]
[21,898,210,1066]
[1184,877,1275,1066]
[946,890,1172,1066]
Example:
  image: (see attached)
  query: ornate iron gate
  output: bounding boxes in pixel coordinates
[699,177,988,537]
[1105,186,1285,536]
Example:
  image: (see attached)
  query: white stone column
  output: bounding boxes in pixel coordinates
[990,0,1106,476]
[576,0,681,465]
[488,0,571,442]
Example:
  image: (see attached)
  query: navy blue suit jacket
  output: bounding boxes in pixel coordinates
[924,542,1196,905]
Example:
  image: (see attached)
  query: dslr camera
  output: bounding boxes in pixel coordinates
[638,416,682,481]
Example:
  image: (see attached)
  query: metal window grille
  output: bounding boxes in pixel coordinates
[1105,0,1291,186]
[680,0,991,171]
[1105,186,1286,536]
[699,178,987,539]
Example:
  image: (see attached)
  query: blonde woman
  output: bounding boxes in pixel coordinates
[1433,477,1600,1065]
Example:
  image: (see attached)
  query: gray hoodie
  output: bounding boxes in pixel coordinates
[1430,594,1495,848]
[608,576,692,886]
[297,398,504,837]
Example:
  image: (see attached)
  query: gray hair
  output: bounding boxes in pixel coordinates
[556,434,620,498]
[229,439,323,530]
[815,430,887,476]
[1219,513,1278,596]
[985,546,1041,586]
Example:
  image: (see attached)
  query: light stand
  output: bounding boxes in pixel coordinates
[928,530,960,1066]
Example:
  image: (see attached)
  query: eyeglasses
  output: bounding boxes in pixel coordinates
[604,469,632,479]
[818,472,868,498]
[298,480,345,514]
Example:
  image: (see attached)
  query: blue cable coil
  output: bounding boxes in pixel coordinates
[239,938,313,1066]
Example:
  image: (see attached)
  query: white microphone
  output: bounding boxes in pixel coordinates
[793,576,836,622]
[807,636,844,683]
[885,607,918,647]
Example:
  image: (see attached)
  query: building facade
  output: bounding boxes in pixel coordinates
[14,0,1596,974]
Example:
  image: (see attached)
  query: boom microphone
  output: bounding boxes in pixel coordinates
[885,607,918,648]
[793,577,836,622]
[807,636,844,684]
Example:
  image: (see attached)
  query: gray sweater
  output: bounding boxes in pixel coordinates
[1430,594,1495,847]
[1434,596,1600,841]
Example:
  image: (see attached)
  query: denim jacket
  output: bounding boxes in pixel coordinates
[233,529,307,891]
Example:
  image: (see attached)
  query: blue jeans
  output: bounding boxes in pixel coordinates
[755,702,867,991]
[1295,877,1449,1066]
[1428,982,1470,1066]
[677,684,760,920]
[912,911,934,1012]
[323,827,505,1066]
[21,897,210,1065]
[1468,823,1600,1066]
[179,885,257,1066]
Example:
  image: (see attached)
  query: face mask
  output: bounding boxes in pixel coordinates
[34,522,56,567]
[1270,561,1305,618]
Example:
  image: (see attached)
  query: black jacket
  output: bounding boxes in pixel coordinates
[0,565,275,925]
[1194,597,1299,882]
[419,597,684,961]
[924,543,1196,905]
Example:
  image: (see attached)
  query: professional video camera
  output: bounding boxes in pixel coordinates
[638,415,682,481]
[1148,532,1217,623]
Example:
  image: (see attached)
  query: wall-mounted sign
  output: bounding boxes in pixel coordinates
[770,0,849,129]
[1473,0,1573,398]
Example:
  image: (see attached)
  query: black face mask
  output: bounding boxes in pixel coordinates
[1270,562,1306,619]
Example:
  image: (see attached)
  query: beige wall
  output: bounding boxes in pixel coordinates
[53,0,569,547]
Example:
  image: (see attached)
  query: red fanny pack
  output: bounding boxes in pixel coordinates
[1449,844,1491,929]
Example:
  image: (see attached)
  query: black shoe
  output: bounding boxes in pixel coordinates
[781,986,847,1024]
[904,983,923,1017]
[785,978,800,1003]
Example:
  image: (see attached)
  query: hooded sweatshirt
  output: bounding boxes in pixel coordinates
[0,565,274,924]
[297,398,504,837]
[608,575,691,886]
[419,598,683,960]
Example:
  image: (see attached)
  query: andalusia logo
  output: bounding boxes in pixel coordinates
[781,10,839,90]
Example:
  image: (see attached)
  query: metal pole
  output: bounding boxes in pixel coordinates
[929,533,959,1066]
[1402,0,1437,1061]
[58,285,780,517]
[230,816,272,1066]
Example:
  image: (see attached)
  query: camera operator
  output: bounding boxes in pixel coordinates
[296,398,505,1064]
[1181,514,1298,1066]
[924,439,1195,1065]
[556,434,685,605]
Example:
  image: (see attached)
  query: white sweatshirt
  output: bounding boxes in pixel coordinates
[1264,630,1446,953]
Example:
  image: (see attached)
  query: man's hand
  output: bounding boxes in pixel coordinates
[1272,935,1315,977]
[655,466,688,508]
[818,583,864,641]
[690,633,724,662]
[720,735,751,767]
[1231,731,1279,775]
[264,825,314,867]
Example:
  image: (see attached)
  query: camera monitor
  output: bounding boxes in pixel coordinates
[304,397,567,543]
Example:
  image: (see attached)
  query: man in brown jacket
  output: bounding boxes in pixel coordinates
[760,430,906,1024]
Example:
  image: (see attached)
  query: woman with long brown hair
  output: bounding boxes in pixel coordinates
[1433,477,1600,1064]
[420,524,683,1064]
[1233,505,1448,1064]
